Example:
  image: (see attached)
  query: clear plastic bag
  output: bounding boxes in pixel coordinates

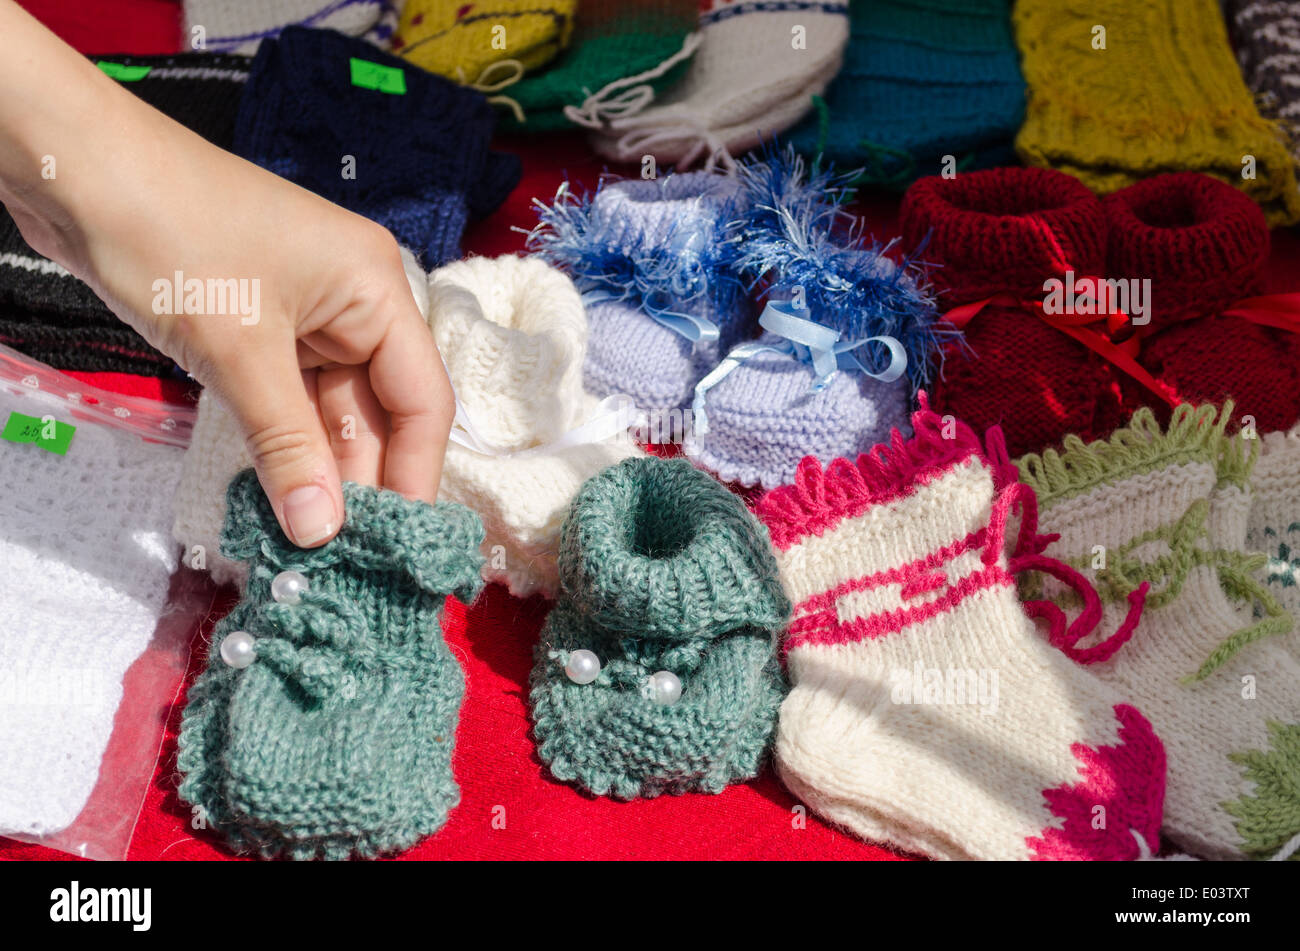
[0,343,198,859]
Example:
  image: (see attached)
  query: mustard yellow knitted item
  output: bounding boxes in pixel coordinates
[1014,0,1300,226]
[394,0,575,82]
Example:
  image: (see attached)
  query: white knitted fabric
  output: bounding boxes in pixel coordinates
[430,255,644,597]
[0,386,183,838]
[755,407,1167,860]
[171,248,428,588]
[1019,406,1300,861]
[1248,424,1300,637]
[589,0,849,169]
[183,0,386,54]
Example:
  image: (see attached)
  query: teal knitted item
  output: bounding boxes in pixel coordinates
[177,469,485,861]
[788,0,1025,188]
[530,457,790,799]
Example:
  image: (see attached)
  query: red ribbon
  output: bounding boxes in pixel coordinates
[1222,292,1300,334]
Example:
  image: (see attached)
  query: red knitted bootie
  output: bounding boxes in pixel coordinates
[1105,172,1300,432]
[900,167,1126,456]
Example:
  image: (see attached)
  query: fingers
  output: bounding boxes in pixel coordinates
[213,329,344,548]
[316,363,387,487]
[367,303,454,503]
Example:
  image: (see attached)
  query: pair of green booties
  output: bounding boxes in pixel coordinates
[179,459,788,860]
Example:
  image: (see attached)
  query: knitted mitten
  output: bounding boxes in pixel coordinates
[530,456,789,798]
[393,0,575,81]
[1014,0,1300,226]
[0,53,251,376]
[898,166,1124,456]
[787,0,1025,188]
[755,401,1165,860]
[177,469,485,860]
[588,1,849,169]
[182,0,385,54]
[1224,0,1300,165]
[431,255,645,598]
[1017,404,1300,860]
[233,26,520,269]
[1248,424,1300,638]
[170,248,430,588]
[1104,172,1300,434]
[684,151,952,489]
[505,0,700,132]
[0,380,185,838]
[527,171,750,416]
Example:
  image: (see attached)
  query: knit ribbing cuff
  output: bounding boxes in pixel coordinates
[1103,173,1269,331]
[899,166,1106,303]
[221,469,485,605]
[558,458,789,640]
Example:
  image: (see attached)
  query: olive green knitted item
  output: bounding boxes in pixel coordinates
[530,457,789,799]
[1014,0,1300,226]
[177,469,485,861]
[504,0,699,132]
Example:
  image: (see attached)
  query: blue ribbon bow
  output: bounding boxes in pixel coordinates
[691,301,907,435]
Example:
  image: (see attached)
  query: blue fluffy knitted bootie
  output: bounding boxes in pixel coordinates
[527,171,751,417]
[684,149,955,489]
[530,457,790,799]
[177,469,485,861]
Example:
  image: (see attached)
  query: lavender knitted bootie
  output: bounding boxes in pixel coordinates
[684,150,954,489]
[527,171,750,417]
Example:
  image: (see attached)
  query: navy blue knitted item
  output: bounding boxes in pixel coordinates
[234,26,520,268]
[787,0,1025,189]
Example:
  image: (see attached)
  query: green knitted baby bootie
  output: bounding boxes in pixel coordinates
[530,457,790,799]
[177,469,484,860]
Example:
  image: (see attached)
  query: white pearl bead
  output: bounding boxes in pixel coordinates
[564,649,601,685]
[219,630,257,669]
[271,570,309,605]
[648,670,682,706]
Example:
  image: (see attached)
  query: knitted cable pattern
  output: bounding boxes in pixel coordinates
[897,166,1123,457]
[754,399,1166,860]
[177,469,485,861]
[1014,0,1300,226]
[233,26,520,269]
[787,0,1025,187]
[1017,403,1300,859]
[530,456,789,799]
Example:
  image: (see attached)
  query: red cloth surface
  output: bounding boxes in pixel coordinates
[5,0,1299,863]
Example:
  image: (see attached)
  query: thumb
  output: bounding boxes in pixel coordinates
[214,341,343,549]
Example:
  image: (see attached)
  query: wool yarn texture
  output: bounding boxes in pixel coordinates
[530,456,789,798]
[233,26,520,270]
[588,0,850,169]
[754,399,1166,860]
[1249,424,1300,640]
[0,384,184,838]
[684,149,953,489]
[177,469,485,861]
[1224,0,1300,165]
[393,0,575,81]
[1104,172,1300,435]
[898,166,1127,457]
[171,248,430,588]
[527,170,751,417]
[1014,0,1300,226]
[182,0,387,54]
[431,255,646,597]
[0,53,251,377]
[1017,404,1300,860]
[504,0,701,132]
[787,0,1024,188]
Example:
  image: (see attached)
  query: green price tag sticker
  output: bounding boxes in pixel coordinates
[2,411,76,455]
[348,57,406,95]
[96,61,153,82]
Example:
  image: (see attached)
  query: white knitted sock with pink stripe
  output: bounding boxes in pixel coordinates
[756,402,1166,860]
